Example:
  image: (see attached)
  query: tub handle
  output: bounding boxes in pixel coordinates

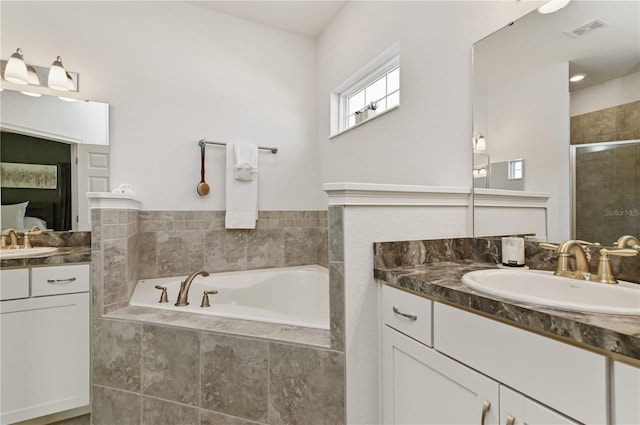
[154,285,169,303]
[201,289,219,308]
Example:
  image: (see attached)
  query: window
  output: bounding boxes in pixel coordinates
[343,63,399,130]
[508,159,524,180]
[330,45,400,136]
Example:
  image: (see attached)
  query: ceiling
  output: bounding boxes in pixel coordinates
[188,1,347,38]
[474,1,640,92]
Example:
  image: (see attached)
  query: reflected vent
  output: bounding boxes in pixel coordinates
[565,18,611,38]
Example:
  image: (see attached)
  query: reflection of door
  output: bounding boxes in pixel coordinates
[572,140,640,243]
[74,144,109,231]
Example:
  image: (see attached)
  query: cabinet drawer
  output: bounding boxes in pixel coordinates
[32,264,90,296]
[434,302,607,425]
[382,285,432,347]
[0,268,29,301]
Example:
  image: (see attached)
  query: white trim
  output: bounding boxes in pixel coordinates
[323,182,470,206]
[474,188,550,208]
[87,192,140,210]
[329,105,399,139]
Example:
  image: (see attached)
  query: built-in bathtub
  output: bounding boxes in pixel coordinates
[129,265,329,330]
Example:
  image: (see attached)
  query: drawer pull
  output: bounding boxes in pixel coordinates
[392,306,417,321]
[481,400,491,425]
[46,277,77,284]
[505,414,515,425]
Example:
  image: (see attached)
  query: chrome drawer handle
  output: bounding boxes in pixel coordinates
[392,306,417,321]
[46,277,77,284]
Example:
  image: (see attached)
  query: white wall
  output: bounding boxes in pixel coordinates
[570,71,640,116]
[316,1,540,199]
[487,63,571,241]
[1,1,321,211]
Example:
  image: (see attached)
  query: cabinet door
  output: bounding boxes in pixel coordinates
[0,293,90,425]
[382,325,499,425]
[612,361,640,425]
[500,386,580,425]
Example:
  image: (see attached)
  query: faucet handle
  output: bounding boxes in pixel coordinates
[154,285,169,303]
[591,248,638,284]
[539,242,558,251]
[200,289,219,308]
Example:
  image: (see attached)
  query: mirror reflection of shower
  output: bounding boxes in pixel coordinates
[572,139,640,244]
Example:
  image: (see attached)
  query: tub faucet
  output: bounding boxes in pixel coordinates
[175,270,209,306]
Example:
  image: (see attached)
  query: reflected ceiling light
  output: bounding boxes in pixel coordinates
[19,65,42,97]
[569,73,586,82]
[47,56,69,91]
[473,133,487,151]
[4,48,29,85]
[538,0,571,15]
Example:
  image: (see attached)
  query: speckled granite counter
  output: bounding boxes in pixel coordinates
[374,238,640,363]
[1,231,91,269]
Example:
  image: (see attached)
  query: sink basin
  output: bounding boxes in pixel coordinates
[0,247,58,260]
[462,268,640,315]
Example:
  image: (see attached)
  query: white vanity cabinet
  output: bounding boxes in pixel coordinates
[612,361,640,425]
[0,264,90,425]
[381,285,608,425]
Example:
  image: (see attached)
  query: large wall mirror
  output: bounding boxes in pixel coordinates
[473,0,639,243]
[1,89,110,232]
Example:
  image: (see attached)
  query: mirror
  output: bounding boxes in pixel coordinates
[1,89,110,231]
[473,0,639,242]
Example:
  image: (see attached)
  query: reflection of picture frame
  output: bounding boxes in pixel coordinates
[0,162,58,189]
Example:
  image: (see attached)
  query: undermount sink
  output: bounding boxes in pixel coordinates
[0,247,58,260]
[462,268,640,316]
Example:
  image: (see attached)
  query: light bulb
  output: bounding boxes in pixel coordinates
[48,56,69,91]
[4,48,29,85]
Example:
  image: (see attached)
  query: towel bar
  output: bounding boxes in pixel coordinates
[198,139,278,154]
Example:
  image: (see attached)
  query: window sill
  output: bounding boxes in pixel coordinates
[329,105,399,140]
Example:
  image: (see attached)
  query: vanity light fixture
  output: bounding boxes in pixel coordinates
[4,48,29,85]
[19,65,42,97]
[473,133,487,151]
[569,73,586,82]
[48,56,69,91]
[58,72,78,102]
[538,0,571,15]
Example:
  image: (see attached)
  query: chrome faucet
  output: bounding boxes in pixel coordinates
[175,270,209,306]
[540,240,599,280]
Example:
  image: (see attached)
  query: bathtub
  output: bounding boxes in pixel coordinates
[129,265,329,330]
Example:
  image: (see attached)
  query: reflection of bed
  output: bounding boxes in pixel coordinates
[25,202,55,230]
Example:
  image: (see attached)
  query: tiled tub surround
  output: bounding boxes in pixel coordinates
[374,237,640,361]
[138,210,328,279]
[91,207,345,424]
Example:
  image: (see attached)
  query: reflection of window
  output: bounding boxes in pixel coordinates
[330,45,400,136]
[508,159,524,180]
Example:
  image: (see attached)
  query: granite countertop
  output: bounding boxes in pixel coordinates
[374,260,640,362]
[0,246,91,269]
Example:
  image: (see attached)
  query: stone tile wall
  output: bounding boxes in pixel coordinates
[571,100,640,145]
[91,318,345,425]
[91,208,344,424]
[138,210,328,278]
[91,209,139,315]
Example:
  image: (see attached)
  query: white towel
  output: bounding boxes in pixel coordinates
[225,142,258,229]
[233,142,258,181]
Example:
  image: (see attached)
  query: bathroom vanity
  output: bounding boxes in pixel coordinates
[0,249,91,425]
[376,262,640,425]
